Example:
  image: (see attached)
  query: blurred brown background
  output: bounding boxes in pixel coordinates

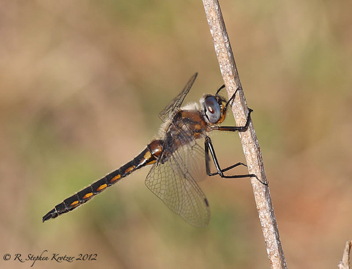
[1,0,352,268]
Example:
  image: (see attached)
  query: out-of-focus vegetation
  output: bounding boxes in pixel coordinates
[1,1,352,268]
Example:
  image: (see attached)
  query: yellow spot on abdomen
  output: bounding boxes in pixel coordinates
[70,200,79,206]
[125,166,135,174]
[111,174,121,183]
[143,151,152,160]
[96,184,107,192]
[146,159,156,165]
[83,193,93,199]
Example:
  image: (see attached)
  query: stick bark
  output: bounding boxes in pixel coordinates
[201,0,287,268]
[339,241,352,269]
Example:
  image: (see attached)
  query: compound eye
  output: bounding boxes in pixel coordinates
[204,96,221,123]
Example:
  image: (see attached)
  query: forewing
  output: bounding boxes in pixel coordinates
[158,73,198,122]
[145,141,209,227]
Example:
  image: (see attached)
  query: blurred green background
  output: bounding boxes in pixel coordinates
[1,0,352,268]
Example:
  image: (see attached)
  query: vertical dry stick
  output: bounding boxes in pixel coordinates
[201,0,287,268]
[338,241,352,269]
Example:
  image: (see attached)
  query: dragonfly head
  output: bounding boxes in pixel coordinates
[201,94,227,124]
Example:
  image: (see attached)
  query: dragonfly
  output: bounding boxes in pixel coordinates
[42,73,259,227]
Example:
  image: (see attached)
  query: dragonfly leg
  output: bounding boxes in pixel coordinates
[215,84,226,95]
[216,85,243,113]
[204,136,267,185]
[211,108,253,132]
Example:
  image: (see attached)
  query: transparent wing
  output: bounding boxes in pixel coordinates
[158,73,198,122]
[145,140,210,227]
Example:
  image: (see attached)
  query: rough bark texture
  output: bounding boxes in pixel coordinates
[338,241,352,269]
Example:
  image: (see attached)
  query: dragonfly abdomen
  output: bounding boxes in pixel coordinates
[42,140,164,222]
